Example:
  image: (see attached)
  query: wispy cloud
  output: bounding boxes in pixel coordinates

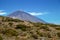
[28,12,48,16]
[0,10,7,15]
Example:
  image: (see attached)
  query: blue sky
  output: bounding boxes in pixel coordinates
[0,0,60,24]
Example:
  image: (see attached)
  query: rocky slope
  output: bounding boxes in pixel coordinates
[8,11,45,23]
[0,16,60,40]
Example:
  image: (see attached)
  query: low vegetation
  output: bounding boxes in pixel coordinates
[0,35,3,40]
[15,24,27,31]
[0,16,60,40]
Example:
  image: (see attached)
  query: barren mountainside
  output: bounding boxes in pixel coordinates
[0,16,60,40]
[8,11,45,23]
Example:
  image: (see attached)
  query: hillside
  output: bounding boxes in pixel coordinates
[0,16,60,40]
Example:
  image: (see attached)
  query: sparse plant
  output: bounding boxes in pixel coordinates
[47,33,52,38]
[9,22,13,26]
[15,24,27,31]
[40,26,50,31]
[0,35,3,40]
[31,34,38,39]
[55,27,60,30]
[2,29,18,36]
[57,32,60,37]
[36,31,43,37]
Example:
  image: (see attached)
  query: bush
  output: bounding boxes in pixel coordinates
[15,24,27,31]
[13,19,24,22]
[36,31,43,37]
[2,17,24,22]
[31,34,38,39]
[33,23,43,27]
[47,33,52,38]
[2,29,18,36]
[57,32,60,37]
[49,24,58,27]
[55,28,60,30]
[0,35,3,40]
[40,26,50,31]
[8,22,13,26]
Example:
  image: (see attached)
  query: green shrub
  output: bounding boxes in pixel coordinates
[33,23,43,27]
[15,24,27,31]
[57,32,60,37]
[13,19,24,22]
[36,31,43,37]
[9,22,13,26]
[2,29,18,36]
[47,33,52,38]
[49,24,58,27]
[0,35,3,40]
[2,17,24,22]
[31,34,38,39]
[55,28,60,30]
[40,26,50,31]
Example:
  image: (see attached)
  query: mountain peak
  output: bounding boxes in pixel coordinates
[8,10,46,23]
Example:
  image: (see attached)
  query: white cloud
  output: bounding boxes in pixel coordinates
[28,12,48,16]
[0,10,7,15]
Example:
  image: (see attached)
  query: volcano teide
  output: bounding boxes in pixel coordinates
[8,10,45,23]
